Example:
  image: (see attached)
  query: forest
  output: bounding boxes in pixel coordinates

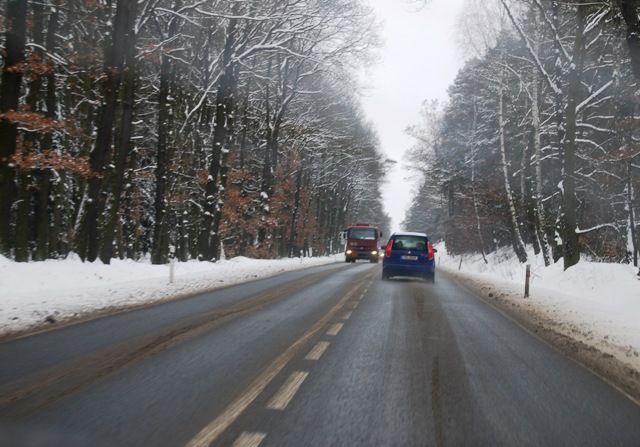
[404,0,640,270]
[0,0,391,264]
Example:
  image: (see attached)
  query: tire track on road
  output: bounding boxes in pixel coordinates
[0,266,351,418]
[186,269,376,447]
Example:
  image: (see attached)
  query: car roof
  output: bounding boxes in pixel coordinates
[392,231,428,238]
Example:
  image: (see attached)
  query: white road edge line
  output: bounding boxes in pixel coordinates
[326,323,343,336]
[342,310,353,320]
[305,341,330,361]
[266,371,309,410]
[231,432,266,447]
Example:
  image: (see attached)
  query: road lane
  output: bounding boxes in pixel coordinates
[0,262,374,446]
[2,263,640,447]
[0,261,349,384]
[219,271,640,447]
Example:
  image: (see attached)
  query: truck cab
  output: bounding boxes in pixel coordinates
[341,223,382,263]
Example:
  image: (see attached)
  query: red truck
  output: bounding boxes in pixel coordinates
[342,223,383,263]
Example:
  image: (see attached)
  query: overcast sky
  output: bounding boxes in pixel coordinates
[362,0,466,232]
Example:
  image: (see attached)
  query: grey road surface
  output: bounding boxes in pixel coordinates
[1,261,639,447]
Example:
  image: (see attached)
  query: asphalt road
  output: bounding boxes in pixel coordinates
[1,261,640,446]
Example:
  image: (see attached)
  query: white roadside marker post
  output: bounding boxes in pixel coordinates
[524,264,531,298]
[169,244,176,284]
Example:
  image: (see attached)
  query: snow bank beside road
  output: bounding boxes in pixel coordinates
[0,254,343,337]
[437,245,640,372]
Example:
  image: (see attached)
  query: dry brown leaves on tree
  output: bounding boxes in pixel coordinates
[13,143,95,178]
[0,110,67,134]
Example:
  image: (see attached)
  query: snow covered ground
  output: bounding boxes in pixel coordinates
[0,254,343,337]
[437,243,640,371]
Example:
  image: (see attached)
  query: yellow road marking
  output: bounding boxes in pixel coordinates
[305,341,330,361]
[326,323,343,336]
[266,371,308,410]
[184,273,373,447]
[231,432,266,447]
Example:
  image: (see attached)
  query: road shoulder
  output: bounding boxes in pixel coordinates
[440,267,640,405]
[0,257,345,342]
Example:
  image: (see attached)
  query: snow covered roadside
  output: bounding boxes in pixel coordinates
[0,254,344,338]
[437,244,640,399]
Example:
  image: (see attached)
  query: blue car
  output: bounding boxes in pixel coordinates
[381,232,436,282]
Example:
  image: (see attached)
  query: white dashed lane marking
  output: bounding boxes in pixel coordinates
[231,432,266,447]
[305,341,330,361]
[267,371,309,410]
[326,323,343,336]
[185,274,375,447]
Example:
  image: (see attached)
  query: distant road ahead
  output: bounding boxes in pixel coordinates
[1,261,639,446]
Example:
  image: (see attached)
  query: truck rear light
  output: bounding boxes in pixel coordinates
[427,242,434,260]
[384,240,392,257]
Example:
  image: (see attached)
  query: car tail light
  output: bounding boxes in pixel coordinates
[427,242,434,260]
[384,239,393,257]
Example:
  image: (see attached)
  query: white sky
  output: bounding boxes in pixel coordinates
[361,0,466,232]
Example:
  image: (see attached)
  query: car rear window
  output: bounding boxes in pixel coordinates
[349,228,377,240]
[392,236,427,251]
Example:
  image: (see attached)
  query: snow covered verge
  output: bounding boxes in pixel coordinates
[437,243,640,401]
[0,254,344,338]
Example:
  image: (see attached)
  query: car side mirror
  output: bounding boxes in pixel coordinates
[432,248,438,253]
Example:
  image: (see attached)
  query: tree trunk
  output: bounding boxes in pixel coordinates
[50,172,64,258]
[239,90,249,170]
[260,60,274,205]
[13,2,49,262]
[14,171,31,261]
[150,54,172,264]
[33,167,50,261]
[151,4,181,265]
[629,160,638,266]
[38,5,60,261]
[99,4,138,264]
[122,149,138,260]
[28,3,59,261]
[617,0,640,81]
[531,75,551,266]
[211,138,232,261]
[561,2,586,270]
[288,159,304,257]
[0,0,28,256]
[199,14,238,261]
[79,0,133,262]
[499,86,528,263]
[470,97,488,264]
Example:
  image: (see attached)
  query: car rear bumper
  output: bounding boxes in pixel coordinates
[382,261,435,277]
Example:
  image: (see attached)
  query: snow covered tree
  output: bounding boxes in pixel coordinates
[406,0,640,269]
[0,0,387,263]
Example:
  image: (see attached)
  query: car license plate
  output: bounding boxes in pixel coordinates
[401,255,418,261]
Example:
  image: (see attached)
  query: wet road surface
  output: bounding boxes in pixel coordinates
[1,262,640,446]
